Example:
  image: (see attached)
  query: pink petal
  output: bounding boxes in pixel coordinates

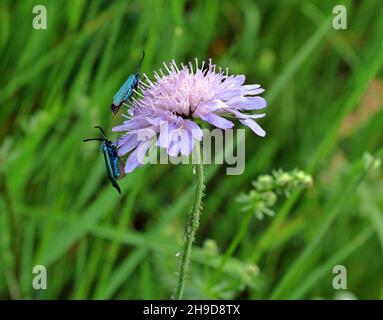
[203,99,229,112]
[200,112,234,129]
[184,120,203,141]
[168,140,180,157]
[124,141,151,173]
[242,88,265,95]
[117,134,139,156]
[215,88,241,100]
[239,118,266,137]
[179,130,193,156]
[124,149,141,173]
[232,75,246,85]
[157,122,175,149]
[229,96,267,110]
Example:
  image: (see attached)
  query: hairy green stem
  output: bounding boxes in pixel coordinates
[174,142,205,300]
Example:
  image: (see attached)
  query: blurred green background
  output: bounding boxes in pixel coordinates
[1,0,383,300]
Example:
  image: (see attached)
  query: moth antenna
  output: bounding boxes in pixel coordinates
[94,126,107,138]
[136,50,145,72]
[83,138,106,142]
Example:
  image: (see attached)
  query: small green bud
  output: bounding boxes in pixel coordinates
[277,172,293,187]
[262,191,277,206]
[295,170,313,188]
[256,174,274,191]
[241,169,312,221]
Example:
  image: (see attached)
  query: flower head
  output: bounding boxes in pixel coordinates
[113,59,267,173]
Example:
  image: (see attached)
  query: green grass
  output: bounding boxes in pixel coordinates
[1,0,383,299]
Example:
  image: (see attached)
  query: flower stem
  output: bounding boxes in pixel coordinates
[174,142,204,300]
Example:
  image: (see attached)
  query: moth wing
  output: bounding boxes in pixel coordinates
[102,145,121,194]
[117,157,126,180]
[113,75,135,106]
[111,179,121,194]
[124,75,139,97]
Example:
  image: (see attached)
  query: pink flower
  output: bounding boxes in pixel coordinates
[113,59,267,173]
